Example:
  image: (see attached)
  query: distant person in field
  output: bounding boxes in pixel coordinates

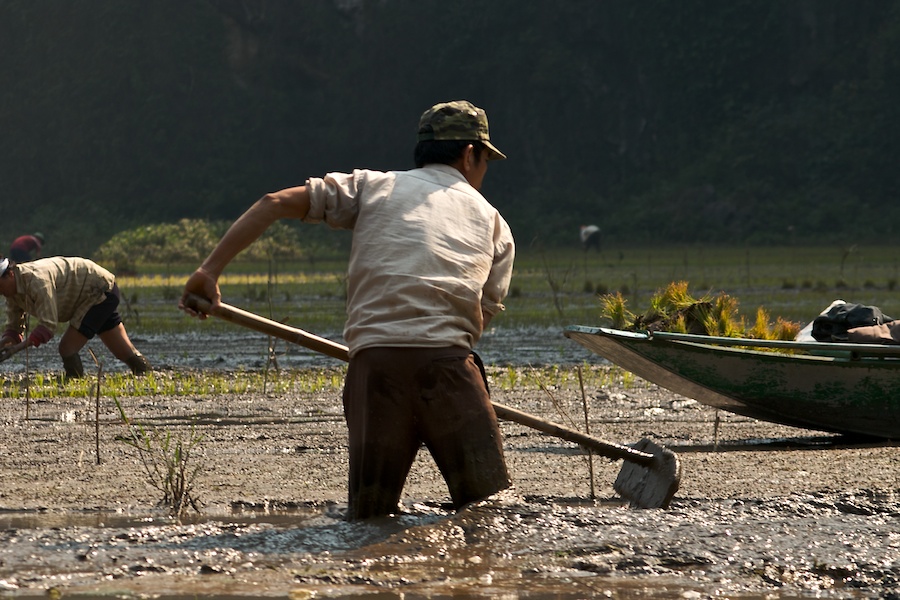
[9,232,44,262]
[580,225,601,252]
[0,256,151,378]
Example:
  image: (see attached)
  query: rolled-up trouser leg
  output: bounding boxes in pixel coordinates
[62,353,85,379]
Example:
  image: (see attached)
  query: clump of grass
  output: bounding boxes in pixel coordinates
[702,293,741,337]
[0,367,346,400]
[599,291,636,329]
[493,365,520,391]
[772,317,801,340]
[748,307,771,339]
[647,281,697,319]
[485,364,626,393]
[115,398,203,519]
[619,281,717,334]
[746,307,799,340]
[599,281,800,340]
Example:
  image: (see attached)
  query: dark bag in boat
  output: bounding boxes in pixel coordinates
[811,303,893,342]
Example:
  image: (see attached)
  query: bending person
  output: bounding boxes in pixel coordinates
[9,232,44,262]
[0,256,150,377]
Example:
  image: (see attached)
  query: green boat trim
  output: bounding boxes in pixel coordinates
[564,325,900,440]
[648,330,900,358]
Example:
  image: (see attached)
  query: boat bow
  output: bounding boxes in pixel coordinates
[565,325,900,439]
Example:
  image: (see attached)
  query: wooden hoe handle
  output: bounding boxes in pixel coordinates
[183,293,658,466]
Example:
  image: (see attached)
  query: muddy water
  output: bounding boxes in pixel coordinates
[0,489,897,598]
[2,329,899,598]
[135,325,595,369]
[0,326,595,375]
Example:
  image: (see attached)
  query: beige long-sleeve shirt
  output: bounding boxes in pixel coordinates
[305,164,515,356]
[4,257,115,337]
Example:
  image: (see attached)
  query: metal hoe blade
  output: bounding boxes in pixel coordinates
[614,438,682,509]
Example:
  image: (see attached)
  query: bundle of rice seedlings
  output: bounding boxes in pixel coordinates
[599,291,635,329]
[634,281,713,334]
[598,281,800,340]
[702,293,742,337]
[748,306,771,339]
[645,281,696,322]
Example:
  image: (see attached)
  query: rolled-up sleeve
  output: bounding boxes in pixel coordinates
[304,171,363,229]
[481,215,515,318]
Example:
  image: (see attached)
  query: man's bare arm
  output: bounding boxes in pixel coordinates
[179,186,310,316]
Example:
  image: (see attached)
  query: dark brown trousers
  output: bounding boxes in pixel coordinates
[342,346,510,520]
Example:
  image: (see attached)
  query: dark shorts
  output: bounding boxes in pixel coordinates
[77,284,123,339]
[342,346,510,520]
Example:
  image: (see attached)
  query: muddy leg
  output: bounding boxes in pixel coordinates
[58,326,89,378]
[124,352,151,375]
[419,354,510,508]
[61,353,85,378]
[98,324,150,375]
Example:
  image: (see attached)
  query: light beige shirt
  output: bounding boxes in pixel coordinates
[305,165,515,356]
[5,257,115,337]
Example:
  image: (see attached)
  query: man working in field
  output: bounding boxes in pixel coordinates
[180,100,516,520]
[0,256,151,377]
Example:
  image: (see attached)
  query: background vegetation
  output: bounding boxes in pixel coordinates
[2,1,899,257]
[98,244,900,339]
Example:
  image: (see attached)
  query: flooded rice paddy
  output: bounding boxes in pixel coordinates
[0,328,898,598]
[0,490,898,599]
[0,325,594,375]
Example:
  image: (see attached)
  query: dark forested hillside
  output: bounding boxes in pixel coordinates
[2,1,898,256]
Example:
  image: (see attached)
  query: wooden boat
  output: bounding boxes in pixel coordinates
[564,325,900,439]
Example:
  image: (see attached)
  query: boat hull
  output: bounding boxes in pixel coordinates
[565,326,900,439]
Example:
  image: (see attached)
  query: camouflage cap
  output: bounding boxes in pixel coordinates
[417,100,506,160]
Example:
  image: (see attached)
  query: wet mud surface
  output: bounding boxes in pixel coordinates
[0,330,899,598]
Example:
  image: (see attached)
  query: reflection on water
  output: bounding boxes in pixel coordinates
[0,490,896,599]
